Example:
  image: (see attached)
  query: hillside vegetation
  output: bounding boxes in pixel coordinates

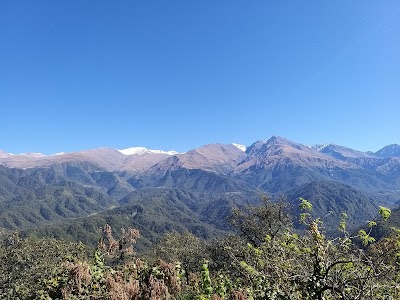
[2,137,400,298]
[1,198,400,299]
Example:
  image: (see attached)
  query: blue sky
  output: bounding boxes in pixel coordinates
[1,1,399,154]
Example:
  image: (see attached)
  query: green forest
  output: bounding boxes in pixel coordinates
[1,197,399,300]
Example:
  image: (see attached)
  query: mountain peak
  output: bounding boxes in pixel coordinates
[52,152,66,156]
[313,144,375,159]
[15,152,47,158]
[232,143,246,152]
[312,144,330,151]
[375,144,400,158]
[237,136,355,175]
[266,136,288,144]
[118,147,179,156]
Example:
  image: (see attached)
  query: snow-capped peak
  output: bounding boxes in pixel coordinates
[52,152,66,156]
[232,143,246,152]
[15,152,47,158]
[118,147,179,156]
[312,144,330,151]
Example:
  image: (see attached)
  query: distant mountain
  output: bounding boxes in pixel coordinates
[118,147,179,156]
[236,137,354,174]
[147,144,246,175]
[0,148,122,170]
[314,144,400,177]
[0,146,177,173]
[232,143,246,152]
[2,136,400,245]
[375,144,400,158]
[233,137,381,194]
[118,152,173,174]
[313,144,375,160]
[374,157,400,177]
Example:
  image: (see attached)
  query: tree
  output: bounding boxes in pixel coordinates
[156,231,209,274]
[230,195,291,246]
[227,199,400,299]
[0,233,86,299]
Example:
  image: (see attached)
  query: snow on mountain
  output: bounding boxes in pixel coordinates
[52,152,66,156]
[14,152,47,158]
[118,147,179,156]
[312,144,330,151]
[232,143,246,152]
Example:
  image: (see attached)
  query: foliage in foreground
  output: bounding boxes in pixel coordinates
[1,197,400,299]
[0,234,86,299]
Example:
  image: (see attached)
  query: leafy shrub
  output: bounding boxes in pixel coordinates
[0,233,86,299]
[2,199,400,299]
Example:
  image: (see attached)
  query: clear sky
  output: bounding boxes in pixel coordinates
[1,1,399,155]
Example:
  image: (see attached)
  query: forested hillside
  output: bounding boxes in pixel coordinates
[2,137,400,257]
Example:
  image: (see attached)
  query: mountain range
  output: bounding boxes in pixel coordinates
[1,136,400,246]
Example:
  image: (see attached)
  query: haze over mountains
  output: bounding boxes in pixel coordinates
[1,136,400,245]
